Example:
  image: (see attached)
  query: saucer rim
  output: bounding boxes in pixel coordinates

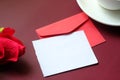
[76,0,120,26]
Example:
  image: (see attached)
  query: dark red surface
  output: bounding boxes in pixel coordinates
[0,0,120,80]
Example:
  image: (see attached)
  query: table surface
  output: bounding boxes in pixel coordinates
[0,0,120,80]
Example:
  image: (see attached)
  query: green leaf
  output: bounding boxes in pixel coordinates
[0,27,4,32]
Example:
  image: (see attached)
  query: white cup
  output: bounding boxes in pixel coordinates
[97,0,120,10]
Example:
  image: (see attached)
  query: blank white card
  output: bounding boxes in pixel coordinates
[32,31,98,77]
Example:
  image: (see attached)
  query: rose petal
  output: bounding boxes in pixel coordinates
[0,37,19,62]
[6,36,25,56]
[0,43,4,59]
[2,27,15,35]
[9,36,25,46]
[18,44,25,57]
[4,42,19,62]
[0,27,15,38]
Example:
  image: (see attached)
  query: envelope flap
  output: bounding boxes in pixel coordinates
[36,12,89,37]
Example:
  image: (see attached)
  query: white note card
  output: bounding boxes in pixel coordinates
[32,31,98,77]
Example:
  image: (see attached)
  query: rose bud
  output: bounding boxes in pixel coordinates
[0,27,25,64]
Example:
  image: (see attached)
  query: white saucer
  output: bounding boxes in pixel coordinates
[76,0,120,26]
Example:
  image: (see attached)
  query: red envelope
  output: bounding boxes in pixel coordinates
[36,12,105,47]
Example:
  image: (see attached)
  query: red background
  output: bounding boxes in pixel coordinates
[0,0,120,80]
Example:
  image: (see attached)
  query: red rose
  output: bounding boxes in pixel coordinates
[0,27,25,64]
